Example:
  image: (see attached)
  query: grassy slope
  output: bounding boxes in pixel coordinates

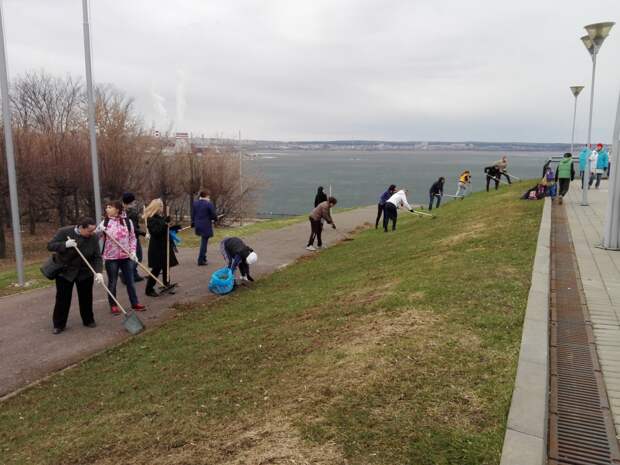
[0,183,543,465]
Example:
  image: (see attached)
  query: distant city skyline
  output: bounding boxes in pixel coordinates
[3,0,620,143]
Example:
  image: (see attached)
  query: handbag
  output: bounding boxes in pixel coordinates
[40,254,65,280]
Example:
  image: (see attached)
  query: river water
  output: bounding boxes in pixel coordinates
[247,150,554,216]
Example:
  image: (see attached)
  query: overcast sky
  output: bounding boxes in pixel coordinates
[3,0,620,142]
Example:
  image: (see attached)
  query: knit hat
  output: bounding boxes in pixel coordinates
[122,192,135,204]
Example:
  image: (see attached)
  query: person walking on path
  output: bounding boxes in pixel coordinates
[383,189,413,232]
[98,200,145,314]
[306,197,337,250]
[589,144,608,189]
[314,186,327,207]
[122,192,145,282]
[587,146,599,189]
[543,165,556,198]
[578,146,589,188]
[555,152,575,204]
[191,191,218,266]
[484,166,501,192]
[47,217,103,334]
[376,184,397,228]
[220,236,258,282]
[493,155,511,184]
[455,170,471,198]
[144,199,179,297]
[428,178,444,210]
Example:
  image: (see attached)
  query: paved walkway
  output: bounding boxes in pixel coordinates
[0,206,375,398]
[565,180,620,434]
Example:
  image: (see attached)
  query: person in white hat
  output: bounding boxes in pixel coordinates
[220,236,257,282]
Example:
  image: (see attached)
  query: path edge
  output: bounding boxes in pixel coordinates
[500,197,550,465]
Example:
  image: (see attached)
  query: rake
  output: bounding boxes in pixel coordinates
[70,237,144,335]
[102,229,177,295]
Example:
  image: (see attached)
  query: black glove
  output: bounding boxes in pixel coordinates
[247,274,254,282]
[190,223,195,228]
[164,216,171,223]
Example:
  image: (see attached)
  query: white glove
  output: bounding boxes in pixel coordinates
[94,273,104,285]
[129,252,139,263]
[145,232,151,240]
[65,238,77,248]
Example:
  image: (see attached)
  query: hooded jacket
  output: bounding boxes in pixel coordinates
[578,148,589,171]
[98,215,136,261]
[597,149,609,170]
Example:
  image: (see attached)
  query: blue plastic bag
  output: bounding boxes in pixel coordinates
[208,267,235,295]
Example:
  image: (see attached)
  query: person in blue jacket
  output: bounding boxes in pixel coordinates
[578,146,590,188]
[590,143,609,189]
[191,191,218,266]
[375,184,396,229]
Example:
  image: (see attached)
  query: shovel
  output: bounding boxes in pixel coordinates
[102,229,177,295]
[69,238,145,335]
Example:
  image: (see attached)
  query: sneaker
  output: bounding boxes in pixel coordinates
[132,303,146,312]
[110,306,121,315]
[145,289,159,297]
[84,322,97,328]
[197,261,207,266]
[305,245,317,251]
[52,327,64,335]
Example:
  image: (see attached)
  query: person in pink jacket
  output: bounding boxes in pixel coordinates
[98,200,145,314]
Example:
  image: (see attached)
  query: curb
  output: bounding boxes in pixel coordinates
[500,197,551,465]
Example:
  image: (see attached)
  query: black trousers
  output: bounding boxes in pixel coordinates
[486,175,499,191]
[53,276,95,329]
[559,178,571,197]
[308,217,323,247]
[375,203,385,228]
[146,265,169,292]
[499,171,511,184]
[383,203,397,231]
[429,193,441,210]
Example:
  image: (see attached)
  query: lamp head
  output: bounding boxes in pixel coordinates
[584,22,615,50]
[581,35,595,56]
[570,85,584,97]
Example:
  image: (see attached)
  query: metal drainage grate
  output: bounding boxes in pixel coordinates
[548,202,620,465]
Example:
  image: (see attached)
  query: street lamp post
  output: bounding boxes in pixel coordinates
[0,1,24,286]
[580,21,614,206]
[602,89,620,249]
[82,0,102,221]
[570,86,584,155]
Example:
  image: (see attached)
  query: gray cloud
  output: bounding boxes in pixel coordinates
[3,0,620,142]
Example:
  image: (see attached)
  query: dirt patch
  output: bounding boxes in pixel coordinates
[436,222,487,247]
[89,415,345,465]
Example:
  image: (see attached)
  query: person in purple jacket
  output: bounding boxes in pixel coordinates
[191,191,218,266]
[375,184,396,229]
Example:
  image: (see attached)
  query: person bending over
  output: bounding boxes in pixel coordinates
[220,236,258,282]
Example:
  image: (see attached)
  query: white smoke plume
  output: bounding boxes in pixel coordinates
[175,69,186,131]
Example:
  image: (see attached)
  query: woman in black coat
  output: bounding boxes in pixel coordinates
[314,186,327,207]
[144,199,179,297]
